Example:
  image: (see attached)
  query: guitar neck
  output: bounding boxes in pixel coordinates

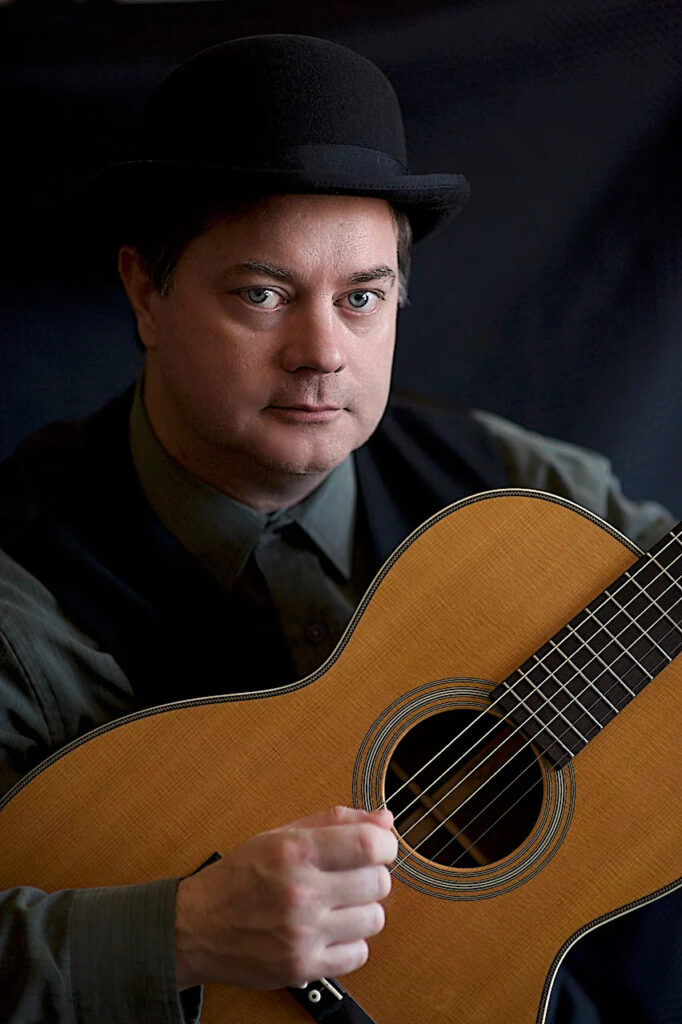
[492,524,682,767]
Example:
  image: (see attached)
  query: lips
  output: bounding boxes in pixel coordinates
[278,404,341,412]
[266,404,344,423]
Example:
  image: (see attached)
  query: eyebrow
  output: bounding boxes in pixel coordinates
[233,260,293,281]
[348,266,396,287]
[228,260,396,287]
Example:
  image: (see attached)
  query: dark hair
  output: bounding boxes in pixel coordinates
[129,196,413,308]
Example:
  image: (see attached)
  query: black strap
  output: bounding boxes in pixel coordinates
[287,978,378,1022]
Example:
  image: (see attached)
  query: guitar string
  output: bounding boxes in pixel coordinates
[382,528,682,817]
[430,608,682,870]
[436,614,682,872]
[391,567,682,866]
[432,733,557,866]
[386,528,682,817]
[382,540,679,868]
[390,582,682,874]
[397,613,682,874]
[381,529,682,831]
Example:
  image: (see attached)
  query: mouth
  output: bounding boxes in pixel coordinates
[267,404,344,423]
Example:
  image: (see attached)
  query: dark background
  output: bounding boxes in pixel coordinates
[1,3,681,1013]
[1,0,681,512]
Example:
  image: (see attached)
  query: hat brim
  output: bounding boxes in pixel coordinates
[71,160,470,273]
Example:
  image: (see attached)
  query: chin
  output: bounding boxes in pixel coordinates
[271,454,347,478]
[257,443,352,479]
[257,425,362,478]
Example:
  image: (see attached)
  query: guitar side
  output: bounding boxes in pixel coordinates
[1,490,680,1023]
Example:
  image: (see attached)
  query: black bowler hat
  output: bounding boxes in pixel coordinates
[74,34,470,265]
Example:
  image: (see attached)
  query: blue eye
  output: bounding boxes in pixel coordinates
[244,287,282,308]
[348,290,371,308]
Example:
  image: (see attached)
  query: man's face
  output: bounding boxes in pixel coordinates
[135,193,399,501]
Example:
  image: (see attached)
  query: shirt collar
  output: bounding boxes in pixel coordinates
[286,455,355,579]
[129,378,355,589]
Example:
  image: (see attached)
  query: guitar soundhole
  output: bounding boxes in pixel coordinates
[385,708,544,868]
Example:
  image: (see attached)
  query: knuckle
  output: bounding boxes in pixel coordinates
[282,880,309,913]
[330,804,350,823]
[272,834,304,868]
[286,955,310,988]
[279,918,307,946]
[266,834,293,868]
[279,882,311,913]
[270,832,317,873]
[358,826,379,862]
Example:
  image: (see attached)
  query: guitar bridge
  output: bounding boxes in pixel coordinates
[287,978,378,1022]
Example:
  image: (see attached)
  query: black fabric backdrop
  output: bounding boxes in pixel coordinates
[1,0,681,512]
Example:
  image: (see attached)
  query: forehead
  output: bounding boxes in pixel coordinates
[182,193,398,276]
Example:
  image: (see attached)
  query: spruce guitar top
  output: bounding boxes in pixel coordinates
[1,490,681,1023]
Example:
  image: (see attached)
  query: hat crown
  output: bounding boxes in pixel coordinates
[73,33,471,266]
[142,35,408,170]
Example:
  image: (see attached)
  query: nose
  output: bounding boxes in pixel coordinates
[279,303,346,374]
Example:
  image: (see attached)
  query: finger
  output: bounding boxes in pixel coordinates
[309,822,398,872]
[322,903,386,945]
[323,864,392,909]
[279,805,393,833]
[320,939,369,979]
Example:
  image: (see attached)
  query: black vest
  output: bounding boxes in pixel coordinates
[0,388,508,708]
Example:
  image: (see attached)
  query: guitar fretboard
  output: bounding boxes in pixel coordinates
[491,526,682,768]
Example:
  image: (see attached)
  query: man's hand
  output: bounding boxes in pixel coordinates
[174,805,397,991]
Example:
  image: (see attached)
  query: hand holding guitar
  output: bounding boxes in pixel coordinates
[174,805,397,991]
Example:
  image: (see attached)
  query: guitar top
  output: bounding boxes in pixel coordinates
[1,490,681,1023]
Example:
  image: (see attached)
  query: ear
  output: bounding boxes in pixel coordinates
[118,247,160,350]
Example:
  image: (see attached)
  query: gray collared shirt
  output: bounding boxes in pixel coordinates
[130,380,365,678]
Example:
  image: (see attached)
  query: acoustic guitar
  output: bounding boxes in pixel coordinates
[1,490,681,1023]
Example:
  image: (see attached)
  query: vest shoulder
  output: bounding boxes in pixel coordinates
[360,391,509,496]
[0,388,135,520]
[384,390,476,425]
[374,391,499,458]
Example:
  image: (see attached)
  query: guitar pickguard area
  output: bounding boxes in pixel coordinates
[353,678,575,900]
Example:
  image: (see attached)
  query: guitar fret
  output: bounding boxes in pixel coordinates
[575,595,657,690]
[633,554,682,630]
[492,524,682,767]
[621,587,671,644]
[618,576,674,660]
[548,640,607,729]
[546,639,604,730]
[582,603,646,690]
[557,620,624,707]
[572,607,622,669]
[501,664,576,762]
[590,589,666,682]
[649,529,682,572]
[557,623,621,713]
[524,623,629,757]
[531,653,589,743]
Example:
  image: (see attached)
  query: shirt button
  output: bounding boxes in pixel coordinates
[306,623,324,645]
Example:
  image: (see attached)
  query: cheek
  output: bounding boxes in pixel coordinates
[357,332,395,404]
[344,336,395,445]
[157,313,269,409]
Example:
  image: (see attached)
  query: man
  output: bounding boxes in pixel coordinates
[0,33,678,1024]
